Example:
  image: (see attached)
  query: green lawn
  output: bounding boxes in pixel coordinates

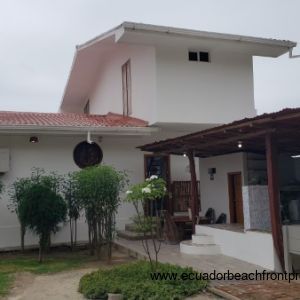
[0,250,95,298]
[0,272,14,297]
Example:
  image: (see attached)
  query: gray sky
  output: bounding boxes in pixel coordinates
[0,0,299,114]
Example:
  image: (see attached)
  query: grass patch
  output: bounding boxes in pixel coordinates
[79,260,207,300]
[0,249,95,298]
[0,256,85,274]
[0,272,14,297]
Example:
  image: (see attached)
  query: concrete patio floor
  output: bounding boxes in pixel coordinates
[115,237,265,276]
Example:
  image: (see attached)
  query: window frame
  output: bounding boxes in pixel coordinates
[122,60,132,116]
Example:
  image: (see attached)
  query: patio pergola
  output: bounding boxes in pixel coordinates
[139,108,300,271]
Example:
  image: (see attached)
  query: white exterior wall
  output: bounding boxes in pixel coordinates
[78,42,256,126]
[0,132,198,250]
[155,46,256,124]
[197,225,280,271]
[199,153,245,219]
[88,43,157,124]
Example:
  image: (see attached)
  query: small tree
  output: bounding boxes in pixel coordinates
[9,168,63,252]
[9,177,33,252]
[19,183,67,262]
[74,165,127,261]
[62,173,81,251]
[125,175,166,270]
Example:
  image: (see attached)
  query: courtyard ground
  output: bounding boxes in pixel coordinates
[115,238,300,300]
[0,247,217,300]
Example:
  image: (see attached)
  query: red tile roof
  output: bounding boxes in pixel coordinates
[0,111,148,128]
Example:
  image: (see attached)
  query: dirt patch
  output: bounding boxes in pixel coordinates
[5,251,135,300]
[7,268,94,300]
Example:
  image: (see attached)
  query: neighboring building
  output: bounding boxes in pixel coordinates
[0,22,296,260]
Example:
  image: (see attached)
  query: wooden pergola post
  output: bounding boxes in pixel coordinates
[187,151,199,233]
[265,132,284,271]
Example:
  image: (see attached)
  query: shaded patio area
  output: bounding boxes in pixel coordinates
[139,108,300,272]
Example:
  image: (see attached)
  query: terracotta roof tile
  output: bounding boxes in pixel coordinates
[0,111,148,128]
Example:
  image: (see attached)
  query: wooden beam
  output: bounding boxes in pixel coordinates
[187,129,275,149]
[187,151,200,233]
[265,133,285,271]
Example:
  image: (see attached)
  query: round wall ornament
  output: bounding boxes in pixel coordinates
[73,141,103,168]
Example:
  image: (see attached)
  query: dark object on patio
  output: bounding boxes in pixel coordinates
[216,213,227,224]
[162,210,180,244]
[205,208,215,224]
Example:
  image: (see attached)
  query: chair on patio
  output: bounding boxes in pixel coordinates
[204,207,215,224]
[216,213,227,224]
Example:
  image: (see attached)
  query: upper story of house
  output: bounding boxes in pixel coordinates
[60,22,296,126]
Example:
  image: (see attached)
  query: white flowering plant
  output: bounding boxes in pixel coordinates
[124,176,167,269]
[125,176,166,203]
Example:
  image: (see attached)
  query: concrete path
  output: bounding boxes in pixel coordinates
[115,238,265,275]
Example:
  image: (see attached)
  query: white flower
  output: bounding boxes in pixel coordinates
[149,175,158,180]
[142,187,151,193]
[126,190,133,194]
[146,178,150,182]
[163,187,167,192]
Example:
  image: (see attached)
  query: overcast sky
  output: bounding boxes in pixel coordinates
[0,0,299,114]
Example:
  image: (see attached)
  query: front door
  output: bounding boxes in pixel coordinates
[228,172,244,224]
[144,154,170,215]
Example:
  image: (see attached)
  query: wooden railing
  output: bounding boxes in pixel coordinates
[170,181,200,214]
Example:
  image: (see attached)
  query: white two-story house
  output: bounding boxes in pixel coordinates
[0,22,296,260]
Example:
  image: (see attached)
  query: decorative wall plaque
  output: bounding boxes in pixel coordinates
[73,141,103,168]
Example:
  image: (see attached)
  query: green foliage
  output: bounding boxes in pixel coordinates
[0,272,13,297]
[74,165,127,259]
[0,256,88,274]
[63,173,81,221]
[19,184,67,236]
[0,251,95,296]
[18,183,67,262]
[124,176,167,268]
[62,173,82,249]
[125,176,167,203]
[9,168,64,252]
[79,261,207,300]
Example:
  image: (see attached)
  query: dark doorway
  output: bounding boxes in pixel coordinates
[144,155,170,215]
[228,172,244,224]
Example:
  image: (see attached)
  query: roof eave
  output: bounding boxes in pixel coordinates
[0,125,159,136]
[122,22,297,49]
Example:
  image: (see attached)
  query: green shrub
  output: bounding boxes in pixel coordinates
[79,261,207,300]
[74,165,127,260]
[0,272,13,297]
[19,183,67,262]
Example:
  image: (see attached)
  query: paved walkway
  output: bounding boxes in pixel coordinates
[217,280,300,300]
[115,238,265,275]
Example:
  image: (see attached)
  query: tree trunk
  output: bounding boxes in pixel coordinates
[70,218,74,251]
[39,236,43,263]
[74,219,77,248]
[20,225,25,253]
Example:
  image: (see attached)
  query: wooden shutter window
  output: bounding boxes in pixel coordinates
[122,60,132,116]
